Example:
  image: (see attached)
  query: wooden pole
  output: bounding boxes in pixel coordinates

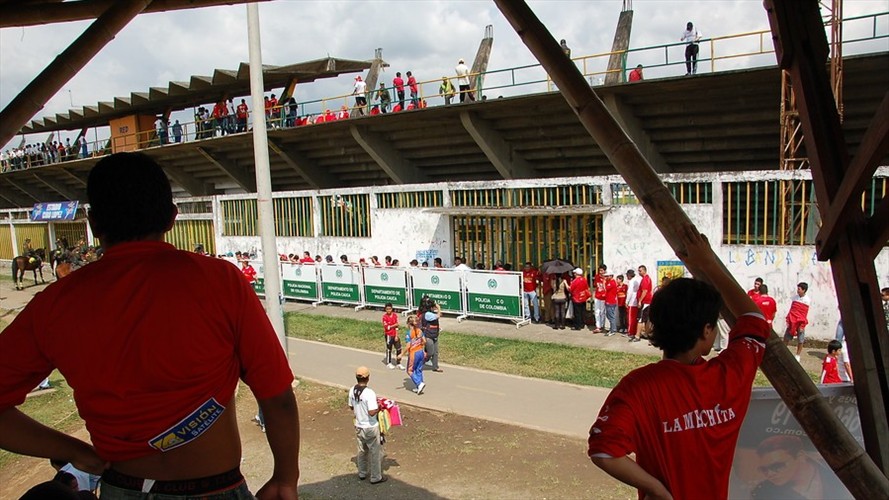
[491,0,889,496]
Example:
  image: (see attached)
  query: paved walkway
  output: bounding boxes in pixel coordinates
[286,337,609,439]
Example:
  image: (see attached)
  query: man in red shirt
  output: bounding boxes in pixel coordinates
[628,64,644,82]
[522,261,542,323]
[631,265,653,342]
[406,71,419,107]
[236,98,249,132]
[616,275,629,334]
[603,273,619,336]
[393,72,406,110]
[299,251,315,264]
[754,283,777,326]
[747,277,763,299]
[593,265,608,333]
[212,100,227,136]
[589,226,769,499]
[0,153,300,498]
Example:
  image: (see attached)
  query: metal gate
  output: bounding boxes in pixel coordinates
[165,219,215,254]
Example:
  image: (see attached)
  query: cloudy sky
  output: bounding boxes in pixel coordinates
[1,0,887,151]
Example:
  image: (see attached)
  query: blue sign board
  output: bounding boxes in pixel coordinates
[31,201,79,221]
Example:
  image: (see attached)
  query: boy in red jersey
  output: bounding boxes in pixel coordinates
[240,259,257,283]
[784,282,811,362]
[603,273,619,336]
[382,303,403,370]
[588,225,769,500]
[820,340,843,384]
[753,284,777,326]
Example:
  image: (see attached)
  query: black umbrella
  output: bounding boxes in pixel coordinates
[540,258,575,275]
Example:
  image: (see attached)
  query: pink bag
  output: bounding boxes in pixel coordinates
[389,404,402,426]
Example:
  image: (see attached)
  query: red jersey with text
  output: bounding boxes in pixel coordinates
[638,275,653,305]
[821,356,841,384]
[594,274,606,300]
[604,279,618,305]
[754,295,777,325]
[522,269,541,293]
[382,312,399,338]
[0,241,294,462]
[617,284,628,307]
[588,314,769,500]
[785,293,811,330]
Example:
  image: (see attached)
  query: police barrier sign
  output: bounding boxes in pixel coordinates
[464,271,522,320]
[320,265,361,303]
[282,264,319,301]
[728,385,858,499]
[363,267,408,308]
[409,269,462,314]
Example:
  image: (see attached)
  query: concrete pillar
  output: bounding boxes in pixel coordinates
[470,25,494,98]
[604,9,633,85]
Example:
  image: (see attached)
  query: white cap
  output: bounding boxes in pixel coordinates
[573,268,583,275]
[458,58,464,64]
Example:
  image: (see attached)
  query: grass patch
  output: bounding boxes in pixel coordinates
[285,313,817,388]
[286,312,660,388]
[0,371,83,468]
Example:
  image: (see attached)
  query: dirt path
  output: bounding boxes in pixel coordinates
[1,381,633,499]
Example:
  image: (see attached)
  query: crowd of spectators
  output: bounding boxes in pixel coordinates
[1,137,88,172]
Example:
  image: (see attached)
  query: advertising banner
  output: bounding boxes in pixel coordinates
[320,265,361,304]
[362,267,408,308]
[31,201,79,221]
[282,263,319,301]
[728,385,859,499]
[464,271,523,321]
[409,268,463,314]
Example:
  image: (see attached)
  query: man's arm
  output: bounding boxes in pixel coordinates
[255,387,300,500]
[0,407,107,474]
[591,456,673,500]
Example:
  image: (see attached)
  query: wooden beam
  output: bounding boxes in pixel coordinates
[815,91,889,260]
[267,138,339,189]
[0,0,268,28]
[866,195,889,258]
[349,125,430,184]
[195,146,256,192]
[459,110,536,179]
[765,0,889,477]
[32,173,83,201]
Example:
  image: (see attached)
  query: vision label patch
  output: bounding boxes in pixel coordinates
[149,398,225,452]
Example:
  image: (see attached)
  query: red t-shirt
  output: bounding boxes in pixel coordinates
[746,289,759,300]
[569,276,591,301]
[617,284,628,307]
[393,77,405,91]
[236,103,248,119]
[382,312,399,337]
[821,356,841,384]
[604,279,618,305]
[594,274,606,300]
[754,295,777,325]
[407,76,418,93]
[0,241,293,462]
[242,264,256,283]
[522,269,541,293]
[638,275,653,305]
[629,69,643,82]
[588,314,769,499]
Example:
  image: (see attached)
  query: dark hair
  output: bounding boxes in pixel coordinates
[827,339,842,354]
[755,277,763,284]
[626,269,635,278]
[20,480,79,500]
[797,282,808,292]
[598,264,607,271]
[87,153,174,245]
[384,303,393,309]
[649,278,722,357]
[757,435,803,456]
[882,287,889,294]
[759,284,769,295]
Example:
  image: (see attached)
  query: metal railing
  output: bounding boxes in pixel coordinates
[3,11,886,174]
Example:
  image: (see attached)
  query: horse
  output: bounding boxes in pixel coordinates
[12,248,46,290]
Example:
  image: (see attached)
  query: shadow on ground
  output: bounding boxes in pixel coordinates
[298,472,446,500]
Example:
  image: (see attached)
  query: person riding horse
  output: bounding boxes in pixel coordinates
[22,238,36,264]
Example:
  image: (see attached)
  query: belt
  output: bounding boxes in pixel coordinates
[102,467,244,495]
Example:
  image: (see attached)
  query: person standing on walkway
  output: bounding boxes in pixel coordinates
[681,21,702,75]
[406,71,419,108]
[393,72,406,110]
[405,316,426,394]
[588,225,769,499]
[376,83,391,113]
[631,265,653,342]
[349,366,386,484]
[420,297,443,372]
[382,303,404,370]
[551,273,570,330]
[569,268,592,331]
[593,265,608,333]
[455,58,475,103]
[522,261,542,324]
[604,272,619,336]
[353,76,368,116]
[0,152,300,498]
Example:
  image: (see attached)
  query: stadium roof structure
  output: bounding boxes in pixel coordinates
[19,57,377,134]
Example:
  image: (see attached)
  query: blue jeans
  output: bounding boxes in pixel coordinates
[606,304,617,332]
[100,481,254,499]
[410,350,425,387]
[523,291,540,321]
